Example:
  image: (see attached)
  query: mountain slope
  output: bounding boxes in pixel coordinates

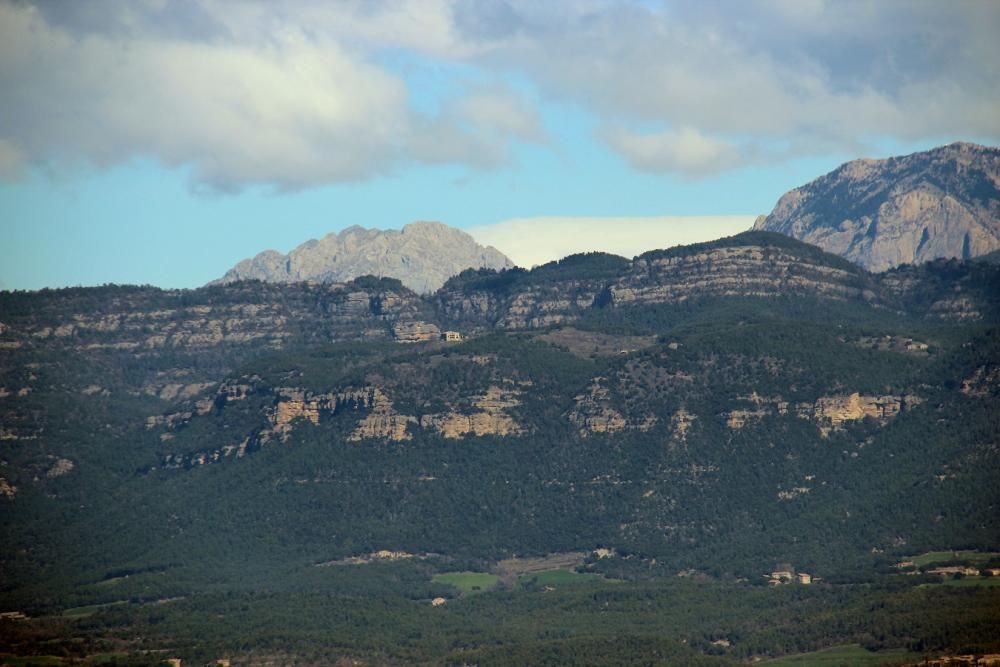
[2,233,999,664]
[214,220,514,293]
[754,142,1000,271]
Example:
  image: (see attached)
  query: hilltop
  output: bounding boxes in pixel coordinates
[213,220,514,293]
[755,142,1000,271]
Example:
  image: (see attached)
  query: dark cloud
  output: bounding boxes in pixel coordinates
[0,0,996,186]
[29,0,227,40]
[449,0,1000,171]
[452,0,523,40]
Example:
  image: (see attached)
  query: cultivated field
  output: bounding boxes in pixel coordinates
[431,572,500,594]
[760,644,922,665]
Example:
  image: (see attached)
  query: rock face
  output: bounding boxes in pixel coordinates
[610,238,874,306]
[419,386,524,439]
[437,277,606,331]
[393,321,441,343]
[723,392,923,437]
[214,221,514,294]
[5,280,431,357]
[567,378,657,436]
[755,142,1000,271]
[435,253,630,331]
[149,379,529,469]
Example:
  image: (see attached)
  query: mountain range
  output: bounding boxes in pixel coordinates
[1,146,999,665]
[215,143,1000,299]
[213,220,513,294]
[755,142,1000,271]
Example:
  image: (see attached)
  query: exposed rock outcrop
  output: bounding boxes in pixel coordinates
[350,389,416,441]
[214,221,514,293]
[805,392,920,427]
[435,253,628,331]
[10,281,432,356]
[610,240,873,307]
[961,366,1000,397]
[419,386,524,438]
[268,386,402,440]
[393,321,441,343]
[723,391,923,436]
[755,142,1000,271]
[46,458,75,478]
[670,407,696,442]
[436,278,607,331]
[568,378,657,436]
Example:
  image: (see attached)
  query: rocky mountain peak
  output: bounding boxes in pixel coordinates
[754,142,1000,271]
[214,221,515,294]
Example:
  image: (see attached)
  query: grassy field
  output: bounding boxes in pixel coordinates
[517,568,602,588]
[910,550,1000,568]
[922,575,1000,588]
[760,644,923,665]
[431,572,499,594]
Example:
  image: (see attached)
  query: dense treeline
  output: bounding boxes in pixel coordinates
[3,575,998,665]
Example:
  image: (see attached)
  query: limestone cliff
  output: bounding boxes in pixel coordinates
[755,142,1000,271]
[723,392,923,437]
[610,235,875,307]
[567,378,657,436]
[435,253,628,331]
[214,221,514,294]
[419,386,524,439]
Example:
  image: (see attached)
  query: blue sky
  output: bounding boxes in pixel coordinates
[1,1,997,290]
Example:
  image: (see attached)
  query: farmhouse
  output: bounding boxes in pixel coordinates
[767,570,793,585]
[765,569,813,586]
[442,330,463,342]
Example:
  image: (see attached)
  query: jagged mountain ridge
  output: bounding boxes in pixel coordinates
[754,142,1000,271]
[214,220,514,293]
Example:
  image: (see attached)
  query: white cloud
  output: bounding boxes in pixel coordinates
[468,216,756,268]
[0,4,409,188]
[605,127,744,176]
[405,86,546,167]
[2,0,997,186]
[451,1,1000,173]
[458,87,547,144]
[0,2,544,190]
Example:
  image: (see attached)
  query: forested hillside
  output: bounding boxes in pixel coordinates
[1,232,998,665]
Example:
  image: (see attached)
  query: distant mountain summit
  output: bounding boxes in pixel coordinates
[214,221,515,293]
[754,142,1000,271]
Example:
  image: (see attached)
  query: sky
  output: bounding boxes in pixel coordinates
[1,0,998,290]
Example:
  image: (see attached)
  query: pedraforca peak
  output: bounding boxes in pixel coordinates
[754,142,1000,271]
[214,221,515,293]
